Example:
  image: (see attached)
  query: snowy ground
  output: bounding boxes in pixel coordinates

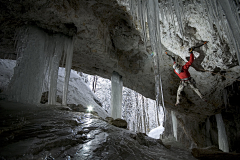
[148,125,165,139]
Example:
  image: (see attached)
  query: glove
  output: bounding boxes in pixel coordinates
[189,47,195,53]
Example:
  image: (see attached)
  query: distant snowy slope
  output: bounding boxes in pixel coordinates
[55,67,109,118]
[0,59,15,91]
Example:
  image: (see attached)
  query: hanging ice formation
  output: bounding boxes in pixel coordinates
[172,0,185,45]
[128,0,166,123]
[215,113,229,152]
[171,111,178,141]
[48,35,73,105]
[7,25,73,105]
[201,0,240,64]
[62,37,74,105]
[110,71,123,119]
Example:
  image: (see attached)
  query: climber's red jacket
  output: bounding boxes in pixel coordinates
[174,53,194,79]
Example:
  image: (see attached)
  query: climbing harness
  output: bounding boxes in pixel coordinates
[181,77,190,81]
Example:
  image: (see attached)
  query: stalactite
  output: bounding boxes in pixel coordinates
[172,0,185,45]
[62,37,74,105]
[218,0,240,65]
[48,35,67,105]
[171,111,178,141]
[215,113,229,152]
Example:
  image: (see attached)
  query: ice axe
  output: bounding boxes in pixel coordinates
[165,51,175,62]
[189,41,208,52]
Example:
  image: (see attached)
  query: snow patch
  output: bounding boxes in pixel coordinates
[148,125,164,139]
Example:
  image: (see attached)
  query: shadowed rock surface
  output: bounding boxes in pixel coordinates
[0,101,196,160]
[191,146,240,160]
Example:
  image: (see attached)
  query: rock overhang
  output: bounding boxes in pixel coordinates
[0,0,240,118]
[0,0,156,99]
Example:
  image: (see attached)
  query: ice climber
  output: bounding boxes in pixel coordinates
[170,48,206,106]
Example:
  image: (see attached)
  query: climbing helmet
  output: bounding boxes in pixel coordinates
[173,63,182,74]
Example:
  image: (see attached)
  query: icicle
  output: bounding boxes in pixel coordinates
[48,35,65,105]
[208,0,223,40]
[218,0,240,65]
[62,37,74,105]
[201,0,214,32]
[229,0,240,29]
[172,0,185,45]
[129,0,137,24]
[217,4,235,55]
[168,0,177,36]
[215,113,229,152]
[146,0,166,123]
[159,3,165,23]
[140,0,148,47]
[171,111,178,141]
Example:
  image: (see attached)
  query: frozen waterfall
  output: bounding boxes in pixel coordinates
[171,111,178,141]
[110,71,123,119]
[7,26,52,104]
[215,113,229,152]
[7,25,73,104]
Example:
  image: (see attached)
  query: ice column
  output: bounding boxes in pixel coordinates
[62,37,74,105]
[215,113,229,152]
[47,35,66,105]
[110,71,123,119]
[171,111,178,141]
[7,26,51,104]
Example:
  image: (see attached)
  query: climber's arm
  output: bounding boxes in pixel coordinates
[183,53,194,70]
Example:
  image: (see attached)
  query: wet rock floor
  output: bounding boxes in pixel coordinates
[0,101,196,160]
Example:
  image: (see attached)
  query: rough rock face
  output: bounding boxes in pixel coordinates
[191,146,240,160]
[105,117,128,129]
[1,0,240,154]
[0,101,197,160]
